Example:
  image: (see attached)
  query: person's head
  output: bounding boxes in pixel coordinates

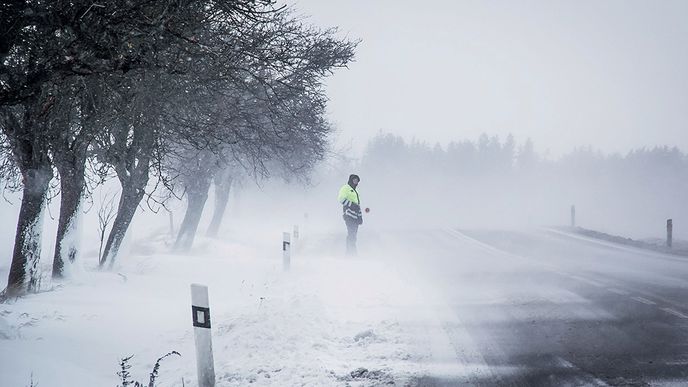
[348,174,360,188]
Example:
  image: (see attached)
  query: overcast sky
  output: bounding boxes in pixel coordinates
[288,0,688,157]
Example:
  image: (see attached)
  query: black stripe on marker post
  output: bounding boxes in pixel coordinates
[192,306,211,328]
[283,241,290,251]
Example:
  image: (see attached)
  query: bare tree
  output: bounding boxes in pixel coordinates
[108,7,356,258]
[172,149,220,251]
[0,100,54,297]
[48,76,116,277]
[206,167,235,238]
[168,68,340,251]
[95,72,165,268]
[97,192,117,264]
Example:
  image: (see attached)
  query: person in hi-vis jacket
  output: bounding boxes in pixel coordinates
[338,174,362,255]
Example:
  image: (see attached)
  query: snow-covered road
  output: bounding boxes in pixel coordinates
[385,228,688,386]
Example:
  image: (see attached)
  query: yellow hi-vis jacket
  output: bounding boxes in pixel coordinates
[338,183,361,222]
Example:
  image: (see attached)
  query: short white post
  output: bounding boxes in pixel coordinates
[570,205,576,228]
[283,232,291,271]
[191,284,215,387]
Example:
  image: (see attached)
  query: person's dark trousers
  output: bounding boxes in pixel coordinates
[345,217,359,256]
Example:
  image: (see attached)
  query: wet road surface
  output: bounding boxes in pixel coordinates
[385,228,688,386]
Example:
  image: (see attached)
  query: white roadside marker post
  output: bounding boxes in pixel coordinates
[191,284,215,387]
[283,232,291,271]
[570,205,576,228]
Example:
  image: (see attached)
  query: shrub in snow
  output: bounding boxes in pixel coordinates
[117,351,180,387]
[26,373,37,387]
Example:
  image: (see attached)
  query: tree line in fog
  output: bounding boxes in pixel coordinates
[357,133,687,235]
[362,133,687,181]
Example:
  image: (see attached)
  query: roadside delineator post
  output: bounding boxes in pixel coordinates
[570,205,576,228]
[283,232,291,271]
[191,284,215,387]
[667,219,673,248]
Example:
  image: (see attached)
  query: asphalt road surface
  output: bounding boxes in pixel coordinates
[383,228,688,386]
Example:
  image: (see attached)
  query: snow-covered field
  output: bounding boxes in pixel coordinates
[0,221,442,386]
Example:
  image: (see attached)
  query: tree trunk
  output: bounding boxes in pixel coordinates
[5,166,52,297]
[3,100,53,298]
[100,183,147,269]
[52,165,85,278]
[175,177,212,252]
[206,171,233,237]
[50,81,99,278]
[99,114,155,268]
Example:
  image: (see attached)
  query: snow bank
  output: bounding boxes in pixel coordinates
[0,227,428,386]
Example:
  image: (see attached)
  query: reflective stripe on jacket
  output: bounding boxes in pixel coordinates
[338,184,361,220]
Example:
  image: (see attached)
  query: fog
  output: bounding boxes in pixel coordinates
[227,134,686,246]
[260,0,688,242]
[291,0,688,157]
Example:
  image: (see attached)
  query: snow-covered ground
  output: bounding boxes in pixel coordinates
[0,220,447,386]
